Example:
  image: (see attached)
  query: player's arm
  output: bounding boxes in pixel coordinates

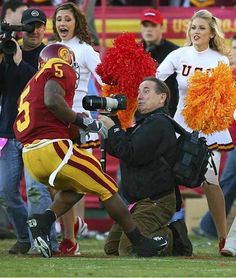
[44,79,77,123]
[44,79,107,137]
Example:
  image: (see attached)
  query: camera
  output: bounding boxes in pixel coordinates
[82,94,127,112]
[0,23,34,55]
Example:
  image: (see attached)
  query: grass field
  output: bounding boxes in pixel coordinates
[1,236,236,277]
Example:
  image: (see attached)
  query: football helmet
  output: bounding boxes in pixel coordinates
[38,43,75,69]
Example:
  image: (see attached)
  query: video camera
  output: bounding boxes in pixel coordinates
[82,94,127,112]
[0,23,34,55]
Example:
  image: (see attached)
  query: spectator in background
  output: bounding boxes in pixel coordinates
[140,8,179,117]
[156,9,233,252]
[220,39,236,255]
[52,2,102,255]
[0,0,28,254]
[221,128,236,256]
[0,6,58,255]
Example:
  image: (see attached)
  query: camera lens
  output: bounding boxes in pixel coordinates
[82,96,107,111]
[2,39,17,55]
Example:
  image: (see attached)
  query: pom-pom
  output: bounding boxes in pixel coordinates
[101,84,137,128]
[182,62,236,134]
[96,33,156,128]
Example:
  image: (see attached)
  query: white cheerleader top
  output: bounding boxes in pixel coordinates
[61,37,102,113]
[156,46,233,150]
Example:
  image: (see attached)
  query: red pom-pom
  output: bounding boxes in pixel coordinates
[96,33,156,128]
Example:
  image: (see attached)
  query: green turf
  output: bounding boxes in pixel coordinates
[0,236,236,277]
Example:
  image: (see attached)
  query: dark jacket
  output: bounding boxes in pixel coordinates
[106,107,177,203]
[0,43,45,138]
[143,39,179,117]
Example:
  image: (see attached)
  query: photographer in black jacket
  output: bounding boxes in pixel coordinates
[99,77,184,256]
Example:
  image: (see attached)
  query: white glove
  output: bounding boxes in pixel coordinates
[73,114,108,139]
[82,118,108,139]
[79,129,88,144]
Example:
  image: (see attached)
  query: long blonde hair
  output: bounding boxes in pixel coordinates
[185,9,230,58]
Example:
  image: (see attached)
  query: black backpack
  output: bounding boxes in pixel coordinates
[160,114,216,188]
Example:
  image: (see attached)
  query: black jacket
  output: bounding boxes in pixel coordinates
[0,43,45,138]
[143,39,179,117]
[106,107,177,203]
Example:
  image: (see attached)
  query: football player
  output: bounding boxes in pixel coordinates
[13,43,168,258]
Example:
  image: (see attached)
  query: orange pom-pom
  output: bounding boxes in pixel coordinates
[101,84,137,128]
[97,33,156,129]
[182,62,236,134]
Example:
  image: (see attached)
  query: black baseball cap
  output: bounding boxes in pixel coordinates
[21,8,47,25]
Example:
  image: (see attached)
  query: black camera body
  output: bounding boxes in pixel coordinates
[82,94,127,112]
[0,23,34,55]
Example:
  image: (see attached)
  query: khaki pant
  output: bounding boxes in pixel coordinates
[104,192,176,256]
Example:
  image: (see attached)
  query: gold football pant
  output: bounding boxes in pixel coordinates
[23,139,118,201]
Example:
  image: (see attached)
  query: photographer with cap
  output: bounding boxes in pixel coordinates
[0,7,58,255]
[140,8,179,118]
[99,77,192,257]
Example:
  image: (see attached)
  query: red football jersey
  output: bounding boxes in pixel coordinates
[14,58,77,144]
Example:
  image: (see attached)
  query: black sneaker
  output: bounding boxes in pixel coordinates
[9,241,31,254]
[27,214,52,258]
[133,236,168,257]
[168,219,193,256]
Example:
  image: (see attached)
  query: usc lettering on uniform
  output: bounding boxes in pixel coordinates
[182,64,212,76]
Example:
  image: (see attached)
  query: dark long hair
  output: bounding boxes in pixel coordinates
[52,2,92,45]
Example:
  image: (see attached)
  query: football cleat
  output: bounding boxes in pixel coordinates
[27,214,52,258]
[133,235,168,257]
[59,238,80,256]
